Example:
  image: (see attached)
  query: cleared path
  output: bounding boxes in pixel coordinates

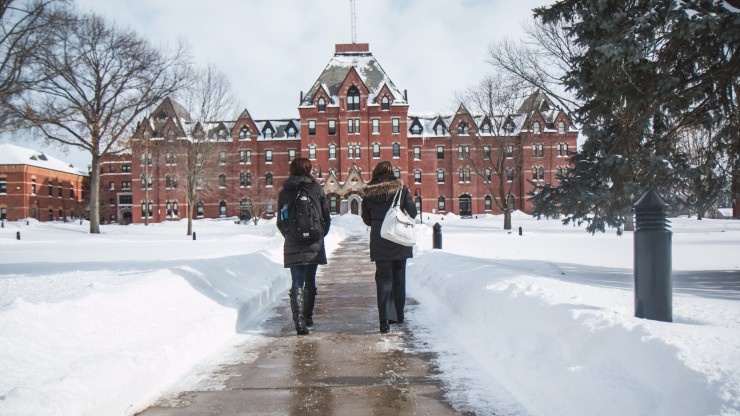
[137,236,467,415]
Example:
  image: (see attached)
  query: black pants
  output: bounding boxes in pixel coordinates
[374,259,407,324]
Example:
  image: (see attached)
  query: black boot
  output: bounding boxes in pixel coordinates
[304,288,317,327]
[289,289,309,335]
[380,320,390,334]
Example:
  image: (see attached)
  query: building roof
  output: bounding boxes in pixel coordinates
[300,44,408,108]
[0,143,88,176]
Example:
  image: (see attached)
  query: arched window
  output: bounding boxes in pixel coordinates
[372,143,381,158]
[219,201,227,217]
[457,122,469,135]
[410,124,422,135]
[246,172,252,187]
[317,97,326,112]
[558,121,566,134]
[532,166,538,181]
[484,195,492,211]
[533,121,541,134]
[218,174,226,188]
[438,196,446,212]
[434,123,445,136]
[507,167,515,182]
[265,172,273,187]
[437,169,445,183]
[480,122,491,134]
[381,96,390,111]
[539,167,545,181]
[239,172,246,188]
[239,127,250,139]
[329,144,336,159]
[414,169,422,183]
[485,168,492,182]
[347,86,360,111]
[392,143,401,158]
[308,144,316,159]
[173,201,179,216]
[393,167,401,178]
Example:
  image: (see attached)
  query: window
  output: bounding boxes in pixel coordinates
[173,201,179,216]
[329,144,336,160]
[507,167,515,182]
[480,123,491,134]
[485,168,492,182]
[558,121,566,134]
[197,202,204,218]
[240,173,246,188]
[347,86,360,111]
[538,144,544,157]
[308,120,316,135]
[109,165,115,173]
[532,144,538,157]
[539,167,545,181]
[246,172,252,187]
[348,118,360,134]
[69,186,75,199]
[414,169,421,183]
[438,196,446,212]
[263,127,274,139]
[355,145,361,159]
[239,150,247,164]
[308,145,316,160]
[109,181,115,191]
[457,122,469,135]
[122,181,131,190]
[459,169,464,183]
[348,145,354,159]
[287,127,296,138]
[458,145,470,160]
[392,143,401,158]
[532,166,538,181]
[411,124,422,135]
[58,184,62,197]
[437,146,444,160]
[289,149,296,162]
[317,97,326,112]
[434,123,445,136]
[393,167,401,178]
[48,181,53,195]
[381,96,390,111]
[219,174,226,188]
[330,196,337,213]
[372,119,380,134]
[505,145,513,159]
[219,201,227,217]
[122,165,131,173]
[483,146,491,160]
[239,127,250,139]
[392,118,400,134]
[165,152,172,165]
[32,179,36,195]
[485,196,492,211]
[265,172,273,187]
[265,150,273,163]
[557,166,564,178]
[0,207,5,220]
[196,152,203,166]
[413,146,421,160]
[437,169,445,183]
[372,143,380,158]
[533,122,541,134]
[219,151,226,165]
[246,150,252,164]
[328,119,336,135]
[119,195,132,204]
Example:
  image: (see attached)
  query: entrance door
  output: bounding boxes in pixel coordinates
[350,199,359,215]
[459,196,472,217]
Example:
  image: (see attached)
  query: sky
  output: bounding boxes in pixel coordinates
[73,0,553,118]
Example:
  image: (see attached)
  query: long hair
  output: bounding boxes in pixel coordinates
[289,157,318,184]
[369,160,395,185]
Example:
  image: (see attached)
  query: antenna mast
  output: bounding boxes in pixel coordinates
[350,0,357,43]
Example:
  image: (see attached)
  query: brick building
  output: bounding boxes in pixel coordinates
[108,43,578,224]
[0,143,88,222]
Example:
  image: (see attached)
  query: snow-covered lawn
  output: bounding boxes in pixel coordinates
[0,213,738,415]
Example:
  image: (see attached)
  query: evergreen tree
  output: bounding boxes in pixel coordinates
[531,0,739,233]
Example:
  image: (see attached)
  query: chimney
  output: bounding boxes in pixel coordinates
[335,43,370,54]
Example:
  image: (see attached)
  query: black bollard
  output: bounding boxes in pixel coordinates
[633,190,672,322]
[433,223,442,249]
[16,231,20,240]
[519,226,523,236]
[192,231,196,241]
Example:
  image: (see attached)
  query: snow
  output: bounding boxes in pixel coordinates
[0,213,738,415]
[0,143,88,176]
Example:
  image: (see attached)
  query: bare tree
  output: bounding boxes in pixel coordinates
[15,10,189,233]
[455,74,530,230]
[0,0,64,131]
[247,179,276,226]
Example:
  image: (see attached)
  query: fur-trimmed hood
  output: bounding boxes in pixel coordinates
[362,179,404,199]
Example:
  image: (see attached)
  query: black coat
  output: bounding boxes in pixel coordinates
[276,175,331,268]
[361,179,417,262]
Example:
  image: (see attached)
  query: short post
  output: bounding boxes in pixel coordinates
[192,231,196,241]
[633,190,672,322]
[518,226,523,236]
[433,223,442,249]
[16,231,20,240]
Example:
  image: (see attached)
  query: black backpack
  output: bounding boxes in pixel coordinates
[286,184,323,242]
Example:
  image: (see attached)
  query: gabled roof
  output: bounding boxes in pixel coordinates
[300,46,408,107]
[0,143,88,176]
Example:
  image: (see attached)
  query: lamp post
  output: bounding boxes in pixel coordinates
[415,188,422,224]
[143,130,150,226]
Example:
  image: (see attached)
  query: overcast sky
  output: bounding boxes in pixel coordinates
[74,0,553,118]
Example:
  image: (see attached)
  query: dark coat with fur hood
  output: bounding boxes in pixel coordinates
[277,175,331,267]
[361,178,417,262]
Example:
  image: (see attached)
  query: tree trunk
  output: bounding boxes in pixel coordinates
[89,153,101,234]
[624,214,635,232]
[186,200,194,236]
[503,209,512,230]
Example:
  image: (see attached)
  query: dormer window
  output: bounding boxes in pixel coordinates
[347,86,360,111]
[533,121,541,134]
[239,127,250,139]
[263,127,274,139]
[286,127,296,138]
[410,124,422,135]
[434,123,446,136]
[480,123,491,134]
[381,96,390,111]
[558,121,566,134]
[317,97,326,112]
[218,129,227,140]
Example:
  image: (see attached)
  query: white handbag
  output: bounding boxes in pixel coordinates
[380,188,416,246]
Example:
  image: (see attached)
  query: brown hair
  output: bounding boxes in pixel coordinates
[289,158,318,184]
[370,160,394,184]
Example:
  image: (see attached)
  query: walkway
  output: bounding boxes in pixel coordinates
[137,236,467,415]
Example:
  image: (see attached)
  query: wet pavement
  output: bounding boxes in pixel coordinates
[137,236,467,416]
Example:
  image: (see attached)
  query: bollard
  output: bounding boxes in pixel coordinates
[519,226,523,236]
[433,223,442,249]
[633,190,672,322]
[16,231,20,240]
[192,231,196,241]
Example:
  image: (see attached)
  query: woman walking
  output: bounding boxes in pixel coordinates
[277,158,331,335]
[361,161,417,333]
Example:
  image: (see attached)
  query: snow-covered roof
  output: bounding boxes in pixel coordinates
[301,47,408,108]
[407,112,528,138]
[0,143,88,176]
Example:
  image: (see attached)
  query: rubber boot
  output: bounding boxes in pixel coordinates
[304,288,317,327]
[289,288,309,335]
